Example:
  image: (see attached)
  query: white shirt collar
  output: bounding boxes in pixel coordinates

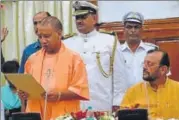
[139,41,147,50]
[121,40,146,51]
[78,29,98,38]
[121,42,130,51]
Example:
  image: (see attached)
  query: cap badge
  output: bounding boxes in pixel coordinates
[75,1,81,9]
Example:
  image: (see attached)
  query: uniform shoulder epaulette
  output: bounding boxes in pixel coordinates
[62,33,77,40]
[98,29,115,35]
[144,42,159,49]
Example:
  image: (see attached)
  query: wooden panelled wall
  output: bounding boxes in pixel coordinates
[89,1,179,81]
[98,17,179,81]
[98,17,179,43]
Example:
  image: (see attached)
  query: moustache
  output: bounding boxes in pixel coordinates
[77,24,84,26]
[129,34,137,37]
[143,69,149,74]
[77,22,84,25]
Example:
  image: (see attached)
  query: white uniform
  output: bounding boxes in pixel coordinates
[120,41,158,87]
[63,29,127,111]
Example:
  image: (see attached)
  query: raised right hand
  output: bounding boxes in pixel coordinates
[1,27,8,42]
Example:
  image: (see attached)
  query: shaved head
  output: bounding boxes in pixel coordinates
[37,16,63,53]
[40,16,63,32]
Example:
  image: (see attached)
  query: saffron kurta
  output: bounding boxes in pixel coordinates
[120,78,179,119]
[24,43,89,120]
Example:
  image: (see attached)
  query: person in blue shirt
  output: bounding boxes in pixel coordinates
[1,60,21,120]
[18,11,51,73]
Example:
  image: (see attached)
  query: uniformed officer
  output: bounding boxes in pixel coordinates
[120,11,159,87]
[63,1,128,112]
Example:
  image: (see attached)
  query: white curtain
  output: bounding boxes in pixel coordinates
[1,1,77,62]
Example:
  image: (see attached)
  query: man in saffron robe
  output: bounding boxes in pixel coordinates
[18,16,89,120]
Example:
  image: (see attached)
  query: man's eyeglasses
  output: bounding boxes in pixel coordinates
[75,14,89,20]
[125,25,142,29]
[33,21,41,25]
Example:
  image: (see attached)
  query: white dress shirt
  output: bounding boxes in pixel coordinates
[120,41,158,87]
[63,29,127,111]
